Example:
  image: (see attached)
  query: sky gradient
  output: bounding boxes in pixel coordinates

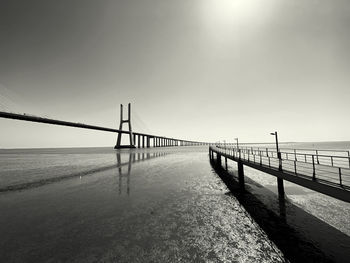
[1,0,349,148]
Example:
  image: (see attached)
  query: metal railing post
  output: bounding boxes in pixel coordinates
[294,160,297,174]
[312,155,316,180]
[339,167,342,186]
[260,151,262,165]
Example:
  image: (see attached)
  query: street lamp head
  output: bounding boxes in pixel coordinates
[270,132,275,135]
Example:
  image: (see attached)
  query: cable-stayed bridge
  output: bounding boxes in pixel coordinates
[0,105,212,148]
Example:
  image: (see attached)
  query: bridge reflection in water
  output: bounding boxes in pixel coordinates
[115,150,167,195]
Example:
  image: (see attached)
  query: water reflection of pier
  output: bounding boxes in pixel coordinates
[116,151,167,195]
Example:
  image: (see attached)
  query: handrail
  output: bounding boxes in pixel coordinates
[212,145,350,189]
[217,145,350,169]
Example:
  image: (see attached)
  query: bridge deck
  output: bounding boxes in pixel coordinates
[210,146,350,203]
[0,111,210,146]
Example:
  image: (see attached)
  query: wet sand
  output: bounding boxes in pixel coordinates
[0,147,283,262]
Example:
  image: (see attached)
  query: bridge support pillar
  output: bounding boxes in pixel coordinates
[277,177,285,199]
[138,135,141,148]
[225,157,227,170]
[114,103,136,149]
[238,160,245,190]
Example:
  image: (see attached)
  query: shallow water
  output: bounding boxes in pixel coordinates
[0,147,284,262]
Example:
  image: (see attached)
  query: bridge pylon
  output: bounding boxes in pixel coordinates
[114,103,136,149]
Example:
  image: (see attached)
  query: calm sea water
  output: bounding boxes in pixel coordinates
[0,143,349,262]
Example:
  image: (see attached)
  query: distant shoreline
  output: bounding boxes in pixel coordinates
[1,141,350,151]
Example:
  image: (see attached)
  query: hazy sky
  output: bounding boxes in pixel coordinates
[1,0,349,148]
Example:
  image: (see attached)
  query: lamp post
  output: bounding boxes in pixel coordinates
[270,131,282,171]
[271,131,284,198]
[234,138,240,159]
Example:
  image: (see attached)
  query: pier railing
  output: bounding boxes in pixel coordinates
[214,145,350,189]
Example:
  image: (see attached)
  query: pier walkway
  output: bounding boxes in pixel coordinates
[209,145,350,203]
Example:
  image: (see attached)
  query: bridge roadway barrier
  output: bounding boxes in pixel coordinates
[209,146,350,203]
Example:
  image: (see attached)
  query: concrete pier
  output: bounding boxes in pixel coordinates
[210,146,350,203]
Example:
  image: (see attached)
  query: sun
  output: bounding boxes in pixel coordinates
[200,0,274,29]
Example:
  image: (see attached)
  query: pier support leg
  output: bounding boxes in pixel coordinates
[277,178,285,199]
[217,153,222,168]
[238,161,245,190]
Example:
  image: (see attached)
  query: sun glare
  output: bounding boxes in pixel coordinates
[200,0,275,32]
[198,0,277,48]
